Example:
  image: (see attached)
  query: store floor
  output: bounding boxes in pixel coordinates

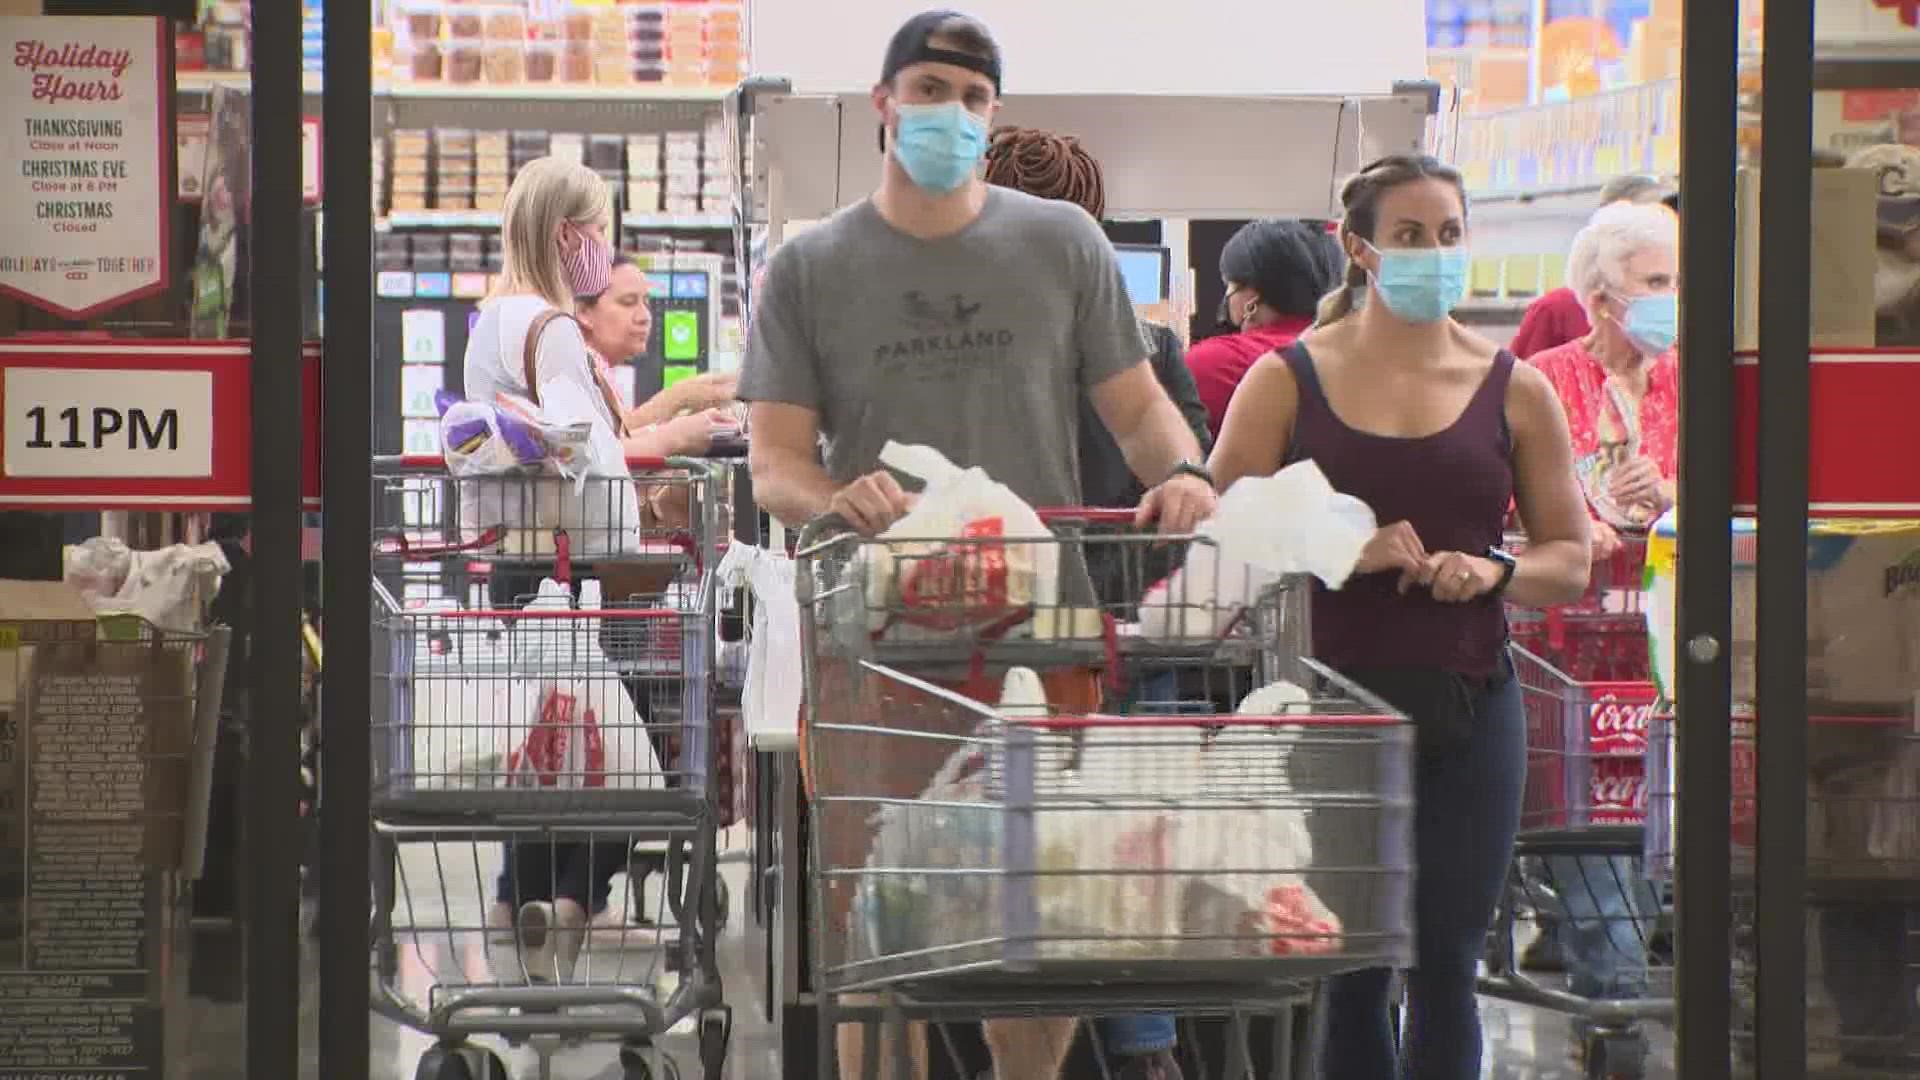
[175,841,1677,1080]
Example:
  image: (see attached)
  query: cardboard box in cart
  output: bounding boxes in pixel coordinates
[1648,517,1920,713]
[0,580,200,871]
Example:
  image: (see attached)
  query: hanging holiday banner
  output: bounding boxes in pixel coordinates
[0,16,171,320]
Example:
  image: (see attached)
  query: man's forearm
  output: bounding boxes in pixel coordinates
[1117,398,1204,489]
[749,449,840,528]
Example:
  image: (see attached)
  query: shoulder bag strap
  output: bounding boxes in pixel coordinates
[522,308,629,429]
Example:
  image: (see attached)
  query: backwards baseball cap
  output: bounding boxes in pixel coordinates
[880,10,1003,92]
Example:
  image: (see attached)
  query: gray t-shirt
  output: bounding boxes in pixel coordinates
[739,187,1144,508]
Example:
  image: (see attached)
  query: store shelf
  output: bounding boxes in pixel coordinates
[174,70,732,102]
[380,210,731,230]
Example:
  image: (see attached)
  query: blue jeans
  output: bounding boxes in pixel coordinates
[1320,660,1527,1080]
[1546,854,1656,1001]
[1096,670,1187,1059]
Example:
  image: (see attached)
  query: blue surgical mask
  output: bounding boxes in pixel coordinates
[892,102,989,194]
[1614,292,1678,355]
[1363,242,1471,324]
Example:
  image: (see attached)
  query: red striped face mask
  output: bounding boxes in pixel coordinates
[560,224,612,298]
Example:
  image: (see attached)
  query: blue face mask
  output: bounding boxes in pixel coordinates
[1615,292,1678,355]
[892,102,989,194]
[1364,243,1471,324]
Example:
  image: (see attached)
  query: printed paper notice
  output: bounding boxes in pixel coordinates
[0,17,171,319]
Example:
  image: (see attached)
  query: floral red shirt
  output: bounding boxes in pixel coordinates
[1528,340,1678,526]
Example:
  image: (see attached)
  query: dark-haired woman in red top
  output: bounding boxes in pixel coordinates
[1187,219,1343,437]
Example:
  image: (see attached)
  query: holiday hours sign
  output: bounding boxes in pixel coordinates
[0,17,171,319]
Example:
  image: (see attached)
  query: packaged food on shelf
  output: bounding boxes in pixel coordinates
[446,38,484,82]
[448,232,486,272]
[524,41,559,81]
[664,195,700,216]
[476,152,511,175]
[377,233,413,271]
[400,0,443,41]
[626,133,661,170]
[474,188,507,212]
[393,128,431,156]
[483,41,524,83]
[511,129,550,155]
[404,41,445,80]
[562,9,593,41]
[592,8,626,47]
[446,7,483,37]
[412,235,451,272]
[587,134,625,171]
[475,130,509,157]
[628,180,662,212]
[434,127,476,155]
[549,132,584,162]
[481,4,526,40]
[595,56,630,84]
[561,39,593,81]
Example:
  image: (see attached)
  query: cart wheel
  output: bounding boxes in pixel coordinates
[414,1044,509,1080]
[619,1044,681,1080]
[699,1007,733,1080]
[1584,1031,1649,1080]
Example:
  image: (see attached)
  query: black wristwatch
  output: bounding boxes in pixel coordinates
[1484,546,1518,597]
[1167,460,1214,486]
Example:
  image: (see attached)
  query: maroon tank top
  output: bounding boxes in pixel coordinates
[1282,341,1515,677]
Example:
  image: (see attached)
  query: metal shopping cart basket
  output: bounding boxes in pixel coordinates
[369,456,733,1080]
[794,509,1414,1080]
[1476,643,1670,1079]
[1645,708,1920,1073]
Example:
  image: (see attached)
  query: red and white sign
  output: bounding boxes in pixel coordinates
[0,17,172,319]
[1586,683,1657,756]
[0,337,320,510]
[1589,757,1648,826]
[1734,351,1920,518]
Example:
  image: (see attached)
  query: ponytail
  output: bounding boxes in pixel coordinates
[1315,261,1367,327]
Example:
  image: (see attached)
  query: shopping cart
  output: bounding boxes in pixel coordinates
[1644,710,1920,1072]
[795,509,1414,1079]
[1476,644,1670,1079]
[369,456,732,1080]
[1506,535,1652,684]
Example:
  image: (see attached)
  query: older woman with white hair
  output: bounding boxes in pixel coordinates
[1520,199,1677,1064]
[1528,201,1680,560]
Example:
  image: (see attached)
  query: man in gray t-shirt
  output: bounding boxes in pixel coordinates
[740,12,1217,1080]
[741,24,1214,542]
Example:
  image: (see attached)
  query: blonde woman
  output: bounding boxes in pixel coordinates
[464,157,699,980]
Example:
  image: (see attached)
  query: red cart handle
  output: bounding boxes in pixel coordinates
[392,453,677,470]
[1023,713,1406,729]
[376,526,505,558]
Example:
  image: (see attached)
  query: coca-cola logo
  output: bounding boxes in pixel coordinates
[1588,691,1654,753]
[1590,759,1648,823]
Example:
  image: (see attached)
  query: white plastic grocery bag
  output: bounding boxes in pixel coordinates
[862,442,1058,638]
[1140,460,1375,639]
[718,542,803,746]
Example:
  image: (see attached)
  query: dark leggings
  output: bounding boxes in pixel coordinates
[1319,658,1527,1080]
[497,839,637,914]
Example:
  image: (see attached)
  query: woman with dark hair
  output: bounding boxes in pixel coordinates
[1209,155,1591,1079]
[1187,220,1343,437]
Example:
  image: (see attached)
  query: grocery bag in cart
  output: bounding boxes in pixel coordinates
[855,442,1059,640]
[1138,459,1374,639]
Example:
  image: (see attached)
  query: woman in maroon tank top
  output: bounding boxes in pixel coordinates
[1211,156,1592,1080]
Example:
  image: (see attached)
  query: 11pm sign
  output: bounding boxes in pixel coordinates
[4,366,213,478]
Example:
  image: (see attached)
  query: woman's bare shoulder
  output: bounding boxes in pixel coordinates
[1447,322,1506,362]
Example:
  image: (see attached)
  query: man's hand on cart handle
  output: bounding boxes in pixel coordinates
[1136,471,1217,535]
[828,470,918,535]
